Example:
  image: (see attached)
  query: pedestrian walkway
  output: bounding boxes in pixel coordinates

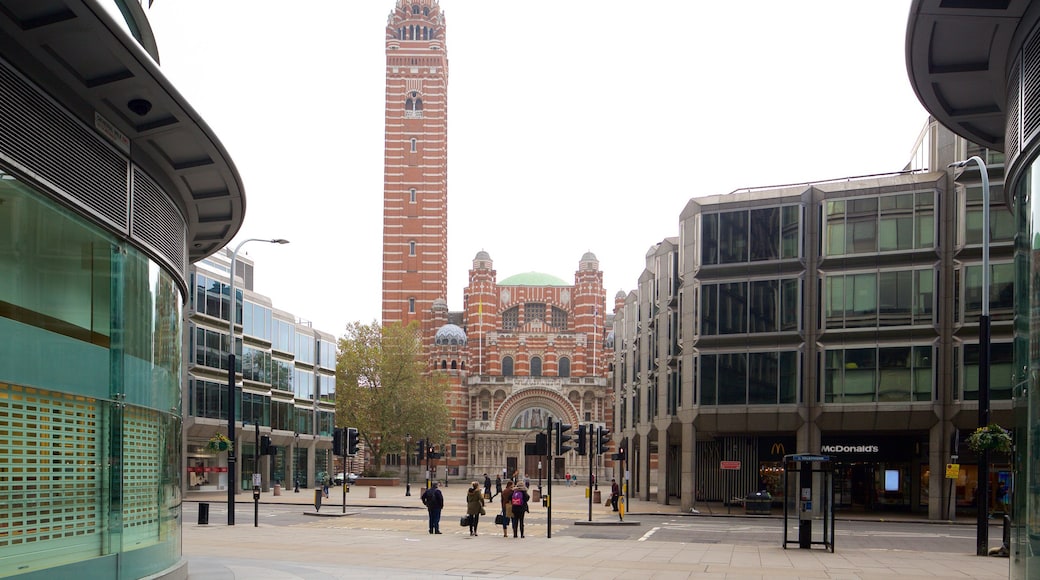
[182,480,1009,579]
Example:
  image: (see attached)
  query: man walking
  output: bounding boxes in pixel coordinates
[493,474,503,499]
[421,481,444,534]
[483,473,492,500]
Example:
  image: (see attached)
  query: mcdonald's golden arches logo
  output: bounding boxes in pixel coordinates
[770,442,785,457]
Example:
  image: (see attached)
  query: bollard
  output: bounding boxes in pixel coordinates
[369,486,377,498]
[273,484,281,496]
[197,502,209,525]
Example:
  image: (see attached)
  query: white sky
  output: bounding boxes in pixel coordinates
[146,1,927,335]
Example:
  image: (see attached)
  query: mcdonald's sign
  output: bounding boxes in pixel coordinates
[758,437,795,459]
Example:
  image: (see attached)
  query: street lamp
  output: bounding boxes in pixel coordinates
[226,237,289,526]
[950,156,990,556]
[405,433,412,496]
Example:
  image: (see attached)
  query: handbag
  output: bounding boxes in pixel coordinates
[480,506,486,516]
[494,513,505,526]
[460,515,470,527]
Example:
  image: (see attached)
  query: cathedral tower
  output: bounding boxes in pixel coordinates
[381,0,449,327]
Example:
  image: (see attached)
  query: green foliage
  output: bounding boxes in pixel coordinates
[966,423,1012,453]
[335,321,451,469]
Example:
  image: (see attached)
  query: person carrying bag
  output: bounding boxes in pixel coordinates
[498,480,514,537]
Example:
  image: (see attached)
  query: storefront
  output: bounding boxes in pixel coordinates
[821,434,928,513]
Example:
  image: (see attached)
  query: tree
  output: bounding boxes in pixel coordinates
[335,320,450,473]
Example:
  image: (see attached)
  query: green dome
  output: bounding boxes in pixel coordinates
[499,271,569,286]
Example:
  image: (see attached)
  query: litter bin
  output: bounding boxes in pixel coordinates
[197,502,209,525]
[369,486,377,498]
[744,491,771,515]
[273,484,281,496]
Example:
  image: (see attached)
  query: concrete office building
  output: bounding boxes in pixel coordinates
[612,119,1014,523]
[906,1,1040,575]
[0,1,243,578]
[184,249,336,495]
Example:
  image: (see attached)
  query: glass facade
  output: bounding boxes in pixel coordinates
[1013,162,1040,575]
[824,192,935,256]
[0,171,183,578]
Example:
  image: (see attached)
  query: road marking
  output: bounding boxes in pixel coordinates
[638,527,660,542]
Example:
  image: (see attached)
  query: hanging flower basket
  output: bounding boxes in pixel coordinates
[966,424,1012,454]
[206,432,232,453]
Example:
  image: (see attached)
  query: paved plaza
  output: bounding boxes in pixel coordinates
[181,481,1009,579]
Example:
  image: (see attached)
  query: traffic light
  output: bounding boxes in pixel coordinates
[427,444,442,459]
[346,427,360,456]
[612,446,627,462]
[576,424,587,456]
[597,426,611,455]
[332,427,345,456]
[417,438,425,460]
[260,435,274,455]
[555,421,573,455]
[535,432,548,456]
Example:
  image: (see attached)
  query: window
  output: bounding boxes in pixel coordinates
[408,297,415,313]
[825,192,936,256]
[551,306,568,330]
[405,93,423,118]
[410,138,417,153]
[409,241,416,256]
[410,188,417,203]
[558,357,570,377]
[502,356,514,376]
[525,302,546,324]
[824,346,934,403]
[531,356,542,376]
[502,306,519,331]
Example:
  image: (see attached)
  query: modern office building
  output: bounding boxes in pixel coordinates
[612,120,1014,523]
[0,1,243,578]
[906,1,1040,575]
[184,249,336,494]
[381,0,449,328]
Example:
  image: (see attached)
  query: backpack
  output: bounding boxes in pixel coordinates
[511,489,524,506]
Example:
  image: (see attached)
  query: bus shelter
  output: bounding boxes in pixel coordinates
[782,454,834,552]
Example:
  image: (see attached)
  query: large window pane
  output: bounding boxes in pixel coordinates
[781,205,800,259]
[701,213,718,265]
[719,211,748,264]
[844,348,877,402]
[749,280,778,332]
[749,207,779,261]
[701,355,717,405]
[781,279,799,331]
[717,353,747,404]
[718,282,747,334]
[779,351,798,403]
[878,346,911,401]
[748,352,778,404]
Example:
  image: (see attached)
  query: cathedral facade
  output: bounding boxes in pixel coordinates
[424,251,613,482]
[380,1,612,482]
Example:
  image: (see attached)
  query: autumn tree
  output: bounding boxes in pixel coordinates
[335,320,450,474]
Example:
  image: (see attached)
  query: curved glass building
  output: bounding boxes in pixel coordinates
[908,1,1040,576]
[0,1,244,578]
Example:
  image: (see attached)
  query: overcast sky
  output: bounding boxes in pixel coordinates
[146,1,927,335]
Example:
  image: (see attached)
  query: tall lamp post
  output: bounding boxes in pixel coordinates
[226,238,289,525]
[405,433,412,496]
[951,156,991,556]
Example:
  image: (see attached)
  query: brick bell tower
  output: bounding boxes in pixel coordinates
[381,0,449,327]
